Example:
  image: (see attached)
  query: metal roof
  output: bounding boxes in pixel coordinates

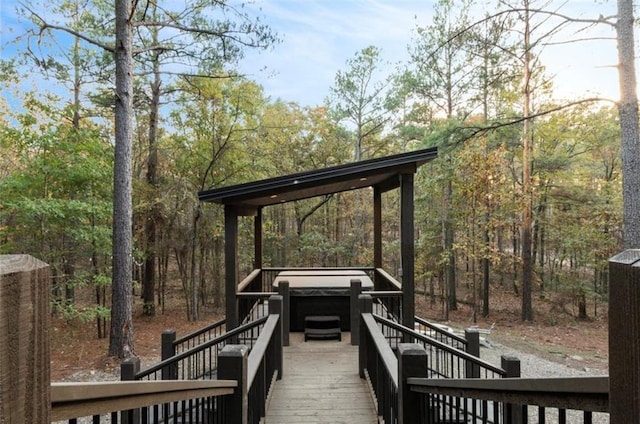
[198,147,438,209]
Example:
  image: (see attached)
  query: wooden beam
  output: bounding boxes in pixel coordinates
[0,255,50,424]
[225,206,239,330]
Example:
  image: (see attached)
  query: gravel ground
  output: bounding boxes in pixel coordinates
[479,338,609,424]
[480,338,607,378]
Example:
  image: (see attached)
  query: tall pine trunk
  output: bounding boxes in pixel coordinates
[616,0,640,249]
[109,0,135,359]
[520,0,534,322]
[142,21,161,316]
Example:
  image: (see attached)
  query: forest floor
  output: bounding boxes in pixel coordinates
[415,288,609,372]
[50,286,609,381]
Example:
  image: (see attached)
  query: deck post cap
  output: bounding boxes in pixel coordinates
[220,345,249,357]
[397,343,426,356]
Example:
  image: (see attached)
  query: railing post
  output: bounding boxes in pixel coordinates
[161,329,177,380]
[501,355,524,424]
[350,278,362,345]
[121,357,141,424]
[219,345,249,424]
[465,328,480,378]
[0,255,50,424]
[359,294,373,378]
[269,294,284,379]
[609,250,640,423]
[398,343,427,424]
[277,280,290,346]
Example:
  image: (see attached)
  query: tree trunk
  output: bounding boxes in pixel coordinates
[142,30,161,316]
[616,0,640,249]
[482,225,490,318]
[189,206,201,321]
[445,178,457,311]
[109,0,135,359]
[520,0,533,322]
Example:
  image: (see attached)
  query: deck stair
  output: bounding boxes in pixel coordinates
[304,315,342,341]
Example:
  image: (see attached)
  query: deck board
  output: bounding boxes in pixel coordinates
[265,332,378,424]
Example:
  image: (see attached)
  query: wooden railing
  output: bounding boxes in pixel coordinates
[414,315,468,351]
[408,376,609,423]
[370,268,403,321]
[359,293,610,423]
[247,308,282,423]
[373,314,504,379]
[360,310,400,424]
[374,268,402,291]
[52,295,284,424]
[51,379,236,423]
[237,269,270,323]
[216,294,284,424]
[171,318,227,355]
[136,316,268,381]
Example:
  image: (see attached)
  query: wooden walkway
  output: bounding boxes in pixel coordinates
[265,332,378,423]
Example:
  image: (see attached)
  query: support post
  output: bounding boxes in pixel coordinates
[373,187,382,273]
[350,279,362,345]
[121,357,141,424]
[398,343,427,424]
[269,295,284,379]
[359,294,373,378]
[225,206,239,330]
[609,250,640,423]
[0,255,50,424]
[501,355,523,424]
[277,281,290,346]
[254,208,263,269]
[219,345,249,424]
[399,173,415,332]
[465,328,480,378]
[161,329,177,379]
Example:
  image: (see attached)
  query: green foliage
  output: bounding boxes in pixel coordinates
[1,0,625,326]
[0,86,113,329]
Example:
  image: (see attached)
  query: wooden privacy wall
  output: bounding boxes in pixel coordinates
[0,255,50,424]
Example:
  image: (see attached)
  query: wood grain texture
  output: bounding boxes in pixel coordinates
[0,255,50,424]
[609,250,640,423]
[265,332,377,423]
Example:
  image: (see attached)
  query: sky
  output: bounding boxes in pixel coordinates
[0,0,622,108]
[236,0,620,106]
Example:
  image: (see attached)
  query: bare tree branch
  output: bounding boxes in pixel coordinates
[20,2,115,53]
[452,97,615,147]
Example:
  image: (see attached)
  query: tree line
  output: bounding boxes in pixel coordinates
[0,0,636,357]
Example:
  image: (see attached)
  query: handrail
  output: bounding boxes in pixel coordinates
[375,268,402,290]
[237,268,262,292]
[363,313,398,387]
[408,376,609,413]
[236,291,277,298]
[262,266,376,272]
[247,314,279,386]
[174,318,226,346]
[136,316,268,379]
[373,314,505,376]
[51,380,236,421]
[414,315,467,346]
[368,290,403,297]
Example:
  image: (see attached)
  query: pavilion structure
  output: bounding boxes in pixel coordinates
[198,147,438,330]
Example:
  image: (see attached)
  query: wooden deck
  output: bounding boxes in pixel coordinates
[265,332,378,423]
